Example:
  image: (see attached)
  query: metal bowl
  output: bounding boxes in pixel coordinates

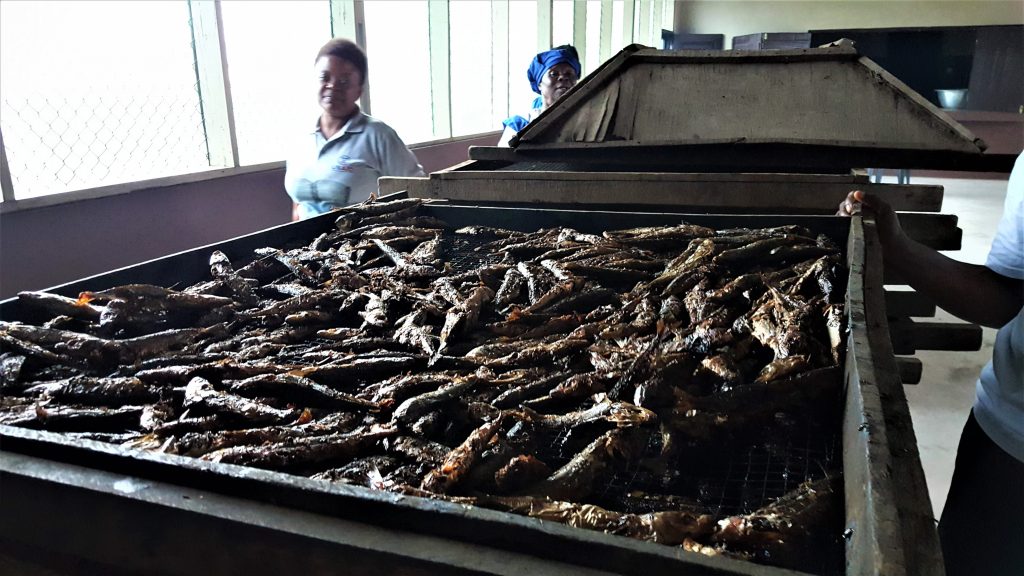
[935,89,968,110]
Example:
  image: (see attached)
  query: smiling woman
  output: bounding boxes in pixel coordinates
[283,38,424,221]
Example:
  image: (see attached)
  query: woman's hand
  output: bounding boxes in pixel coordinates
[836,190,905,250]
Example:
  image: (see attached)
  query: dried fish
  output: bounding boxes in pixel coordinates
[0,212,850,573]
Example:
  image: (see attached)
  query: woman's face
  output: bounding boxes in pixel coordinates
[539,62,578,108]
[316,55,363,120]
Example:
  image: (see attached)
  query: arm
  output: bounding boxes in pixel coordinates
[377,125,424,177]
[292,202,301,222]
[838,190,1024,328]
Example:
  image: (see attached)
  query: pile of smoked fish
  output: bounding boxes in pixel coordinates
[0,198,848,573]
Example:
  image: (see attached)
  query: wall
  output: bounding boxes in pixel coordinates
[0,132,499,300]
[674,0,1024,44]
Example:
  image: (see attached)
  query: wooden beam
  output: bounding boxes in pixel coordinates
[897,213,962,251]
[505,143,1017,174]
[884,290,938,318]
[330,0,358,41]
[653,0,664,45]
[467,146,520,162]
[423,171,944,212]
[599,0,613,64]
[491,0,510,119]
[895,357,922,385]
[189,0,239,168]
[330,1,369,114]
[0,129,14,202]
[573,0,587,72]
[638,0,651,46]
[378,176,430,197]
[844,217,944,573]
[621,0,635,46]
[537,0,552,52]
[889,318,984,354]
[428,0,452,139]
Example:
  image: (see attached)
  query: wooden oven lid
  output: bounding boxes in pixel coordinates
[496,41,997,171]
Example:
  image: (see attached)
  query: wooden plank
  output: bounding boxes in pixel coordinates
[425,171,943,212]
[856,55,986,153]
[895,357,922,385]
[437,171,876,184]
[599,0,613,64]
[621,0,635,46]
[517,47,984,156]
[639,45,859,63]
[911,321,983,352]
[843,218,911,575]
[0,129,13,202]
[888,318,984,354]
[898,213,962,251]
[884,290,938,318]
[573,0,587,72]
[501,143,1016,174]
[638,0,651,46]
[845,217,945,574]
[377,177,429,197]
[537,0,552,52]
[427,0,452,139]
[190,0,239,168]
[431,159,478,174]
[467,146,520,162]
[491,0,509,120]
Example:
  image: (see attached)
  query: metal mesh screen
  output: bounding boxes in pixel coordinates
[0,2,210,199]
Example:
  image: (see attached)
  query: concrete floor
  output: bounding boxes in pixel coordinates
[888,174,1011,519]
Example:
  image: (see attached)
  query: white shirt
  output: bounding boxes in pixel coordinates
[284,111,424,220]
[498,106,543,147]
[975,152,1024,462]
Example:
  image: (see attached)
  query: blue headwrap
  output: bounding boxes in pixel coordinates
[528,45,581,94]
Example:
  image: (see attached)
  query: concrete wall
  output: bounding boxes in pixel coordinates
[0,132,499,299]
[674,0,1024,43]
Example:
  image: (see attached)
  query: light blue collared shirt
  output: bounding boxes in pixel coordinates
[285,111,424,219]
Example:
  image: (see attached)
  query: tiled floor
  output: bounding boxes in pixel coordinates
[889,175,1011,519]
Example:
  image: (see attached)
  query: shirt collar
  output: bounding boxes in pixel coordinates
[312,109,368,140]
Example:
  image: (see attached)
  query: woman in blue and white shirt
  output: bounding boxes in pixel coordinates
[285,38,424,221]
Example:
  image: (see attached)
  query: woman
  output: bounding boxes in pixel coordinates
[837,154,1024,575]
[285,38,424,220]
[498,45,580,147]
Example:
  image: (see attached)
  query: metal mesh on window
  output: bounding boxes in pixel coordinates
[2,87,208,198]
[0,1,210,200]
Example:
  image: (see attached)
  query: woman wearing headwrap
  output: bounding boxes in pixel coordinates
[498,45,581,146]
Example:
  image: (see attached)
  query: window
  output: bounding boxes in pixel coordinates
[508,1,539,117]
[450,1,497,136]
[612,0,626,52]
[552,1,574,48]
[0,0,205,199]
[362,1,434,145]
[220,0,331,165]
